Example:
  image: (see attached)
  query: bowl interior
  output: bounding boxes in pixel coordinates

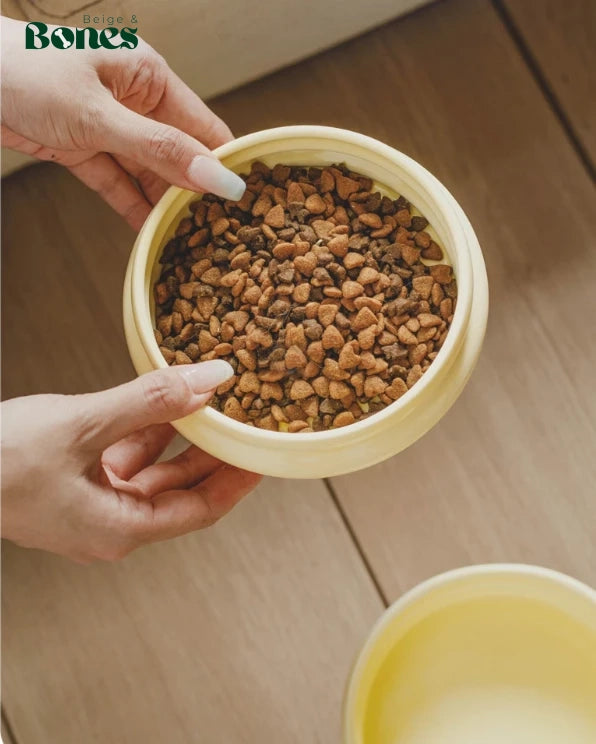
[348,569,596,744]
[133,128,474,441]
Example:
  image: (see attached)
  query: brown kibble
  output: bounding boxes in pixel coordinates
[312,376,330,397]
[239,371,261,394]
[418,313,442,328]
[287,182,305,203]
[407,364,423,388]
[198,330,218,353]
[212,217,230,237]
[397,325,418,345]
[358,326,376,350]
[320,169,335,192]
[422,241,444,261]
[329,380,351,399]
[288,420,309,433]
[307,341,325,363]
[364,375,387,398]
[343,252,366,270]
[412,275,433,300]
[335,174,360,200]
[175,350,193,365]
[440,298,453,320]
[273,242,295,260]
[322,325,344,350]
[290,380,315,400]
[401,245,421,266]
[395,208,412,227]
[318,303,338,327]
[342,281,364,299]
[385,377,408,400]
[359,213,383,229]
[357,267,380,285]
[351,306,377,332]
[214,343,233,356]
[201,267,222,286]
[224,397,248,422]
[305,193,326,214]
[339,343,361,369]
[264,204,285,228]
[294,252,318,276]
[333,411,355,428]
[236,348,257,371]
[328,234,349,257]
[285,345,307,369]
[293,283,311,303]
[224,310,250,332]
[261,382,283,401]
[409,343,427,365]
[323,358,350,380]
[430,264,453,284]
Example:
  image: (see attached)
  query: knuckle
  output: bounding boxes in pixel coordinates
[141,371,189,418]
[147,126,186,166]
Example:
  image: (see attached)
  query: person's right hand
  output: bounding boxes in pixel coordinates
[1,361,261,563]
[0,17,246,230]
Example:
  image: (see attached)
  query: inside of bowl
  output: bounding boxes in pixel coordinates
[359,595,596,744]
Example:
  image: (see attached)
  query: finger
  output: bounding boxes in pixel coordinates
[102,423,176,481]
[98,98,245,201]
[137,465,262,543]
[67,152,151,230]
[80,361,233,449]
[128,444,222,498]
[113,154,170,205]
[149,66,233,149]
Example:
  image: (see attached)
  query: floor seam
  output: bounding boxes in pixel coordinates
[492,0,595,183]
[324,479,390,608]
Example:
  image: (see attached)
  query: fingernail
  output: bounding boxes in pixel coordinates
[178,360,234,393]
[186,156,246,201]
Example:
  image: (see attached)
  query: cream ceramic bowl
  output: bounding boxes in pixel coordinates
[123,125,488,478]
[343,564,596,744]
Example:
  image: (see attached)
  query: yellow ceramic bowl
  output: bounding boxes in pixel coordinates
[123,125,488,478]
[344,564,596,744]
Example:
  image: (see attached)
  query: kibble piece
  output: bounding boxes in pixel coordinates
[305,194,326,214]
[285,345,307,369]
[339,343,361,369]
[333,411,355,427]
[322,325,344,350]
[290,380,315,400]
[342,281,364,299]
[351,306,377,332]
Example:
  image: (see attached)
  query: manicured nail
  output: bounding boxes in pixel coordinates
[186,156,246,201]
[179,360,234,393]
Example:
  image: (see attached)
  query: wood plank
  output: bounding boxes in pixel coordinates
[1,164,136,398]
[211,0,596,596]
[2,480,382,744]
[502,0,596,171]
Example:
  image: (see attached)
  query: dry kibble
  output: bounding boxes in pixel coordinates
[154,161,456,432]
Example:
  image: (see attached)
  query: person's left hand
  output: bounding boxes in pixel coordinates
[0,17,245,230]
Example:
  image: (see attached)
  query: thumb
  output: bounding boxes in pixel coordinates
[98,99,246,201]
[80,360,234,448]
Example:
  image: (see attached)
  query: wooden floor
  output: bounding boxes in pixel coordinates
[2,0,595,741]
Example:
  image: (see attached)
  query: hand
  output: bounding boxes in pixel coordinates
[1,361,261,563]
[0,17,246,230]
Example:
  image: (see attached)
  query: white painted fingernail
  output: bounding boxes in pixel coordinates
[186,156,246,201]
[178,360,234,393]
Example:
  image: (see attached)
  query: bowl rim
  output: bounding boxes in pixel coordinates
[131,125,476,444]
[342,562,596,743]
